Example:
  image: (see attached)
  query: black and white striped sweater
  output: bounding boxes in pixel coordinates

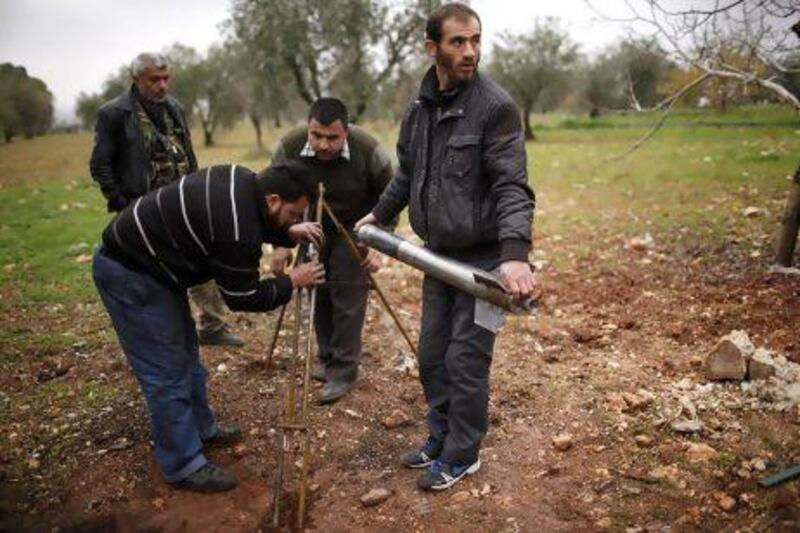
[101,164,295,312]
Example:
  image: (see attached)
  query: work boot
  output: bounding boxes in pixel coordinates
[172,463,236,493]
[199,328,245,347]
[311,363,326,382]
[202,424,243,448]
[318,380,354,404]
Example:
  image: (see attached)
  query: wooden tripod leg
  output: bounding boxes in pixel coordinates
[265,303,287,370]
[321,200,418,357]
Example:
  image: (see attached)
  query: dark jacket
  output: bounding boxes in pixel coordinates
[89,87,198,209]
[101,164,295,312]
[372,67,534,262]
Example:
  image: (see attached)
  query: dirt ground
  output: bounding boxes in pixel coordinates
[1,222,800,532]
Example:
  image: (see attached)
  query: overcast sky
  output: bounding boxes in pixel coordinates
[0,0,643,121]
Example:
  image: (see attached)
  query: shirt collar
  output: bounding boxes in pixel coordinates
[300,138,351,161]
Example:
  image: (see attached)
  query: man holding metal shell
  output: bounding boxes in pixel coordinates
[356,3,535,492]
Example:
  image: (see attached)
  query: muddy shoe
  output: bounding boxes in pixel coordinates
[203,424,243,448]
[401,436,442,469]
[199,328,245,347]
[318,380,354,404]
[417,458,481,491]
[173,463,236,493]
[311,363,326,382]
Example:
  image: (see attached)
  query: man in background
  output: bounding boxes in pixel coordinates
[89,51,244,347]
[271,97,394,404]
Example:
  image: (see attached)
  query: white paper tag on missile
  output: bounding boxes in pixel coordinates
[475,298,505,333]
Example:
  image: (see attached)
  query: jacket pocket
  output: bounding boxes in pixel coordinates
[444,135,480,185]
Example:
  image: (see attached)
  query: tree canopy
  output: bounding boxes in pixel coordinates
[0,64,54,143]
[489,19,579,139]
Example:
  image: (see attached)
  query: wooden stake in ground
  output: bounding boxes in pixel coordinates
[270,288,301,528]
[297,184,324,530]
[775,165,800,267]
[271,183,325,529]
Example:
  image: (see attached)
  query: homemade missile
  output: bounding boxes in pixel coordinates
[356,224,535,314]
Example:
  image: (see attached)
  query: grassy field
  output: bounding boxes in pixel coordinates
[0,106,797,307]
[0,105,795,365]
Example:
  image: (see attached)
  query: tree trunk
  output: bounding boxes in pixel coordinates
[775,167,800,267]
[352,101,367,124]
[523,103,536,141]
[249,113,263,148]
[203,127,214,147]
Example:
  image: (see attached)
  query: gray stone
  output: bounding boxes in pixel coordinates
[552,433,574,451]
[449,490,471,504]
[382,408,412,429]
[671,419,704,434]
[748,348,777,381]
[705,330,754,381]
[360,487,392,507]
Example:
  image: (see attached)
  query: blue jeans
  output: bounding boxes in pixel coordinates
[92,251,217,482]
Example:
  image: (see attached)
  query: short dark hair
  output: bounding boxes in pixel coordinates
[256,160,318,203]
[425,2,481,43]
[308,97,348,128]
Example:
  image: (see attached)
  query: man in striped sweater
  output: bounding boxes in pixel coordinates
[92,162,324,492]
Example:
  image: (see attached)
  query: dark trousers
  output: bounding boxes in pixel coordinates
[417,259,497,465]
[92,251,216,482]
[315,234,369,383]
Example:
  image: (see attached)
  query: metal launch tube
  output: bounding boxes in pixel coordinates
[356,224,534,314]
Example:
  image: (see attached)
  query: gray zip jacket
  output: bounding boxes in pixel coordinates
[372,67,534,262]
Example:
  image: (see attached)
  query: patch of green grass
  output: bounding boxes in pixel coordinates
[715,451,740,470]
[535,104,799,130]
[0,327,77,360]
[530,115,798,251]
[0,180,111,306]
[760,432,786,454]
[76,380,119,410]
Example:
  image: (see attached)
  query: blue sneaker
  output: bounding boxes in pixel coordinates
[417,458,481,491]
[401,436,442,469]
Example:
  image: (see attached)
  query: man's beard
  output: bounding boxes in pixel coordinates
[436,50,479,85]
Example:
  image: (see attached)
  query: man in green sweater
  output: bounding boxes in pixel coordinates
[271,98,394,404]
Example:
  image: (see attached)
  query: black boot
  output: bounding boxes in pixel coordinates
[318,380,354,404]
[311,363,326,382]
[172,463,236,493]
[202,424,243,448]
[199,328,245,347]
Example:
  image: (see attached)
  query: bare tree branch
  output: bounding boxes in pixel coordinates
[605,73,711,161]
[587,0,800,111]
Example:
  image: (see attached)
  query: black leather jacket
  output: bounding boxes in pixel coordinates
[372,67,534,262]
[89,87,198,211]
